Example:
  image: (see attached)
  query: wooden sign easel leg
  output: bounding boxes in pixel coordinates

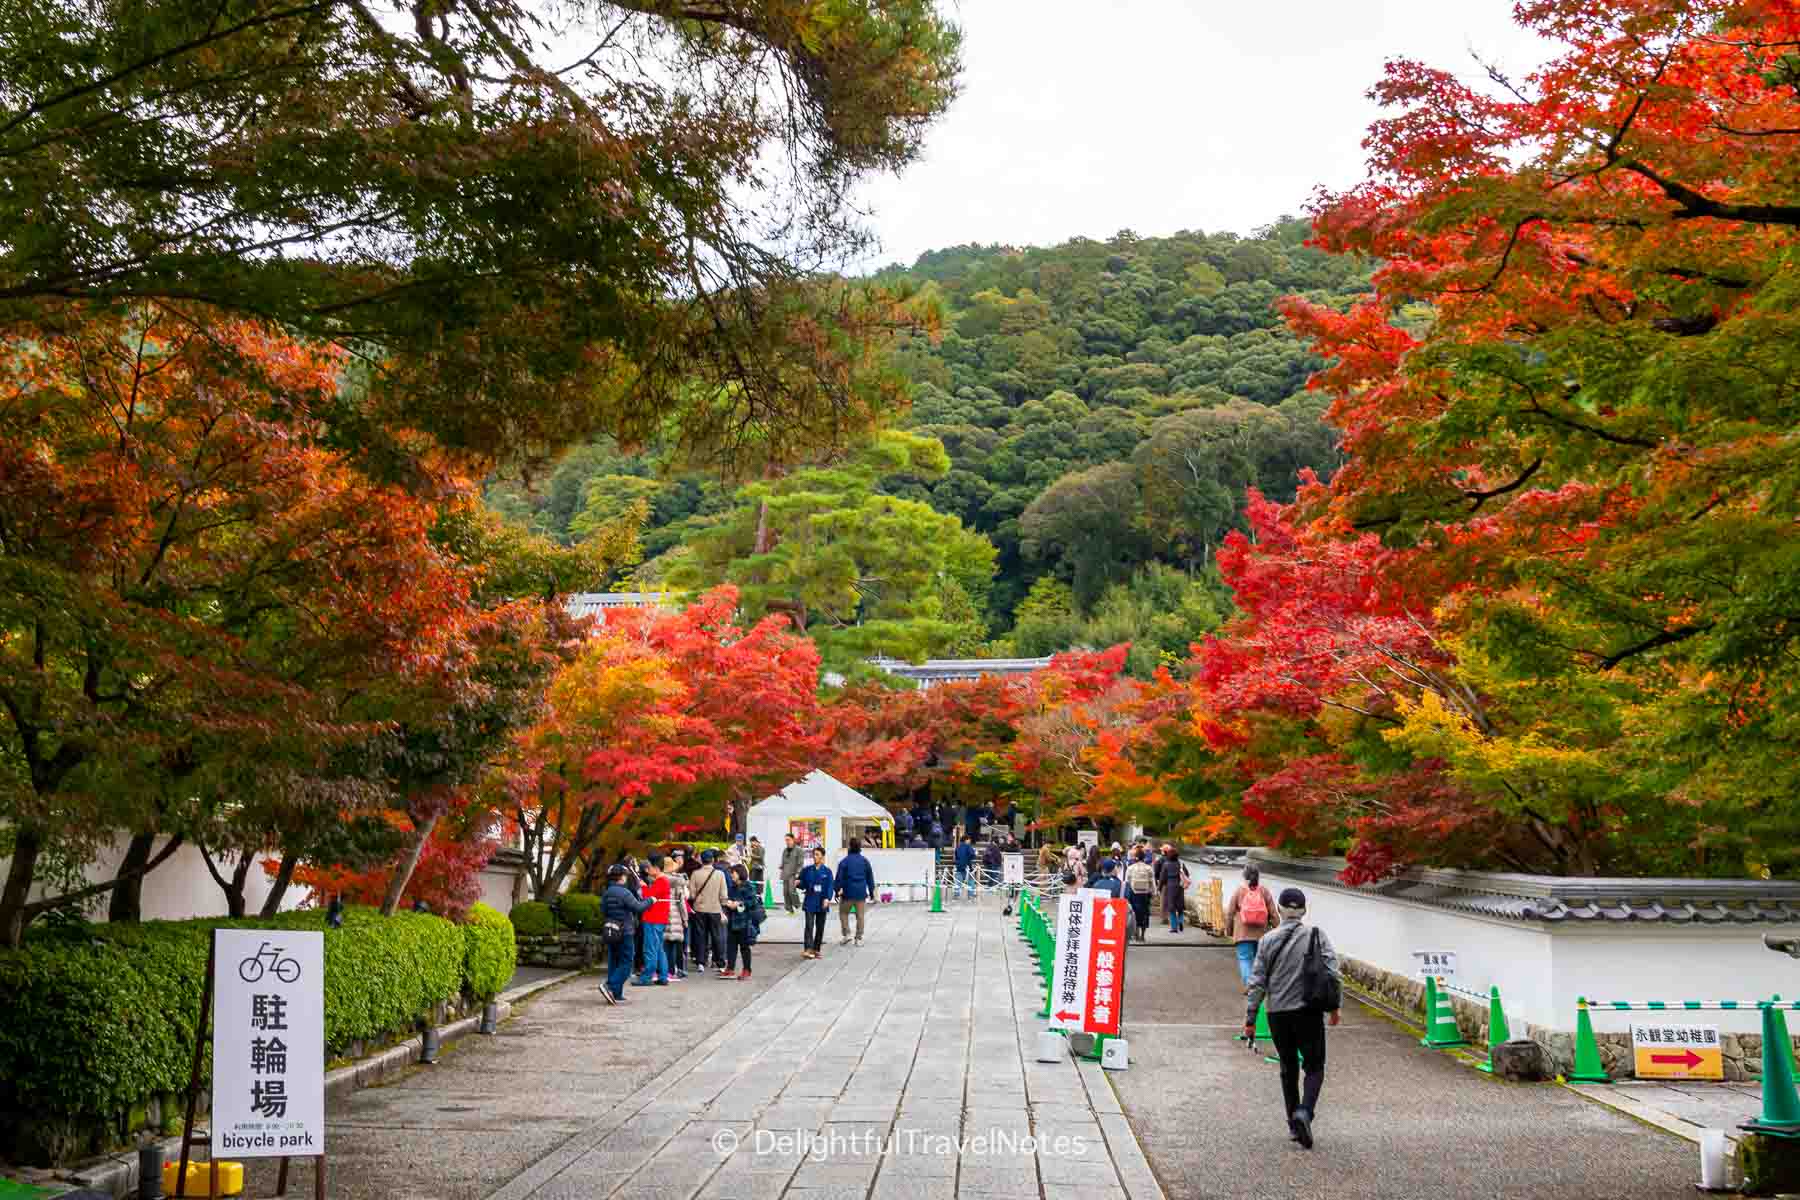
[174,934,217,1199]
[272,1154,327,1199]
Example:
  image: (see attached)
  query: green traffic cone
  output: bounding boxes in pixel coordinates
[930,880,944,913]
[1568,998,1611,1083]
[1742,1000,1800,1137]
[1478,986,1511,1075]
[1420,976,1469,1049]
[762,875,774,907]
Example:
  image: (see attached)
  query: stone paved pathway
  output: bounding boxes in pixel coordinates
[483,901,1160,1200]
[240,896,1710,1200]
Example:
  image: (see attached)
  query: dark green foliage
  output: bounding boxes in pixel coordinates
[879,223,1366,626]
[0,0,964,475]
[508,900,557,938]
[557,893,603,934]
[462,903,517,1001]
[485,222,1368,637]
[0,907,465,1127]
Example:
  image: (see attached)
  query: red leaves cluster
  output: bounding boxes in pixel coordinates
[1197,490,1445,724]
[502,587,824,896]
[290,795,505,921]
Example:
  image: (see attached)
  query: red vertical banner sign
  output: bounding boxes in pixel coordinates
[1083,897,1127,1036]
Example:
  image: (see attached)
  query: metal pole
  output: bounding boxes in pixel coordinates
[139,1141,165,1199]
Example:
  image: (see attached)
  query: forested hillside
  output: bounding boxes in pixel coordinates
[486,221,1372,671]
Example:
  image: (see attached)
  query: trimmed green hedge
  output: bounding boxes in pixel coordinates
[509,899,555,937]
[463,903,516,1000]
[0,906,465,1127]
[558,892,601,933]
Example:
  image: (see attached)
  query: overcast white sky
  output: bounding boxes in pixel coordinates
[851,1,1553,269]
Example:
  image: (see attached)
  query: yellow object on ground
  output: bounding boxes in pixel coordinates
[161,1160,245,1197]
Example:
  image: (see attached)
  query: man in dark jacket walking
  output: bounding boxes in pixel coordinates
[601,865,652,1005]
[798,847,834,958]
[954,836,976,901]
[1243,887,1342,1149]
[834,837,877,945]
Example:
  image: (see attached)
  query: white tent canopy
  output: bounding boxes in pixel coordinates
[746,771,939,902]
[746,770,893,856]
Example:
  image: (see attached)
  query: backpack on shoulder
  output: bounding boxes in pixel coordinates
[1239,885,1268,925]
[1300,928,1341,1013]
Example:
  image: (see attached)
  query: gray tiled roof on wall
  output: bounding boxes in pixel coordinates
[1182,848,1800,925]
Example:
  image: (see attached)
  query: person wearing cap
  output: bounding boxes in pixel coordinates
[1243,887,1341,1150]
[1088,858,1123,898]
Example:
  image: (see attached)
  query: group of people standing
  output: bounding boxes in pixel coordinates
[775,834,879,956]
[596,845,768,1004]
[1035,839,1189,943]
[895,800,1016,849]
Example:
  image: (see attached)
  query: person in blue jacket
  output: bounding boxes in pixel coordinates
[954,835,977,901]
[600,864,652,1005]
[798,846,834,959]
[834,837,877,946]
[1088,858,1124,899]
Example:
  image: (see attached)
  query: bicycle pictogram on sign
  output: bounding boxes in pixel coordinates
[237,941,303,984]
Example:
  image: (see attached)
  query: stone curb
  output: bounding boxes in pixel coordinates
[48,970,582,1199]
[1564,1083,1719,1147]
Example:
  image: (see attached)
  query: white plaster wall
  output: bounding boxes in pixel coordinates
[1549,925,1795,1036]
[2,837,303,923]
[476,863,523,915]
[1241,860,1558,1028]
[1190,856,1798,1033]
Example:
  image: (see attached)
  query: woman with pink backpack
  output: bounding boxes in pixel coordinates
[1224,864,1281,988]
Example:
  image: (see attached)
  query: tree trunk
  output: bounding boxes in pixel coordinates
[225,852,254,919]
[753,498,771,554]
[0,827,43,949]
[108,831,158,923]
[259,852,297,918]
[380,813,438,916]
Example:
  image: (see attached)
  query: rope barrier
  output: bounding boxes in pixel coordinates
[1578,996,1800,1011]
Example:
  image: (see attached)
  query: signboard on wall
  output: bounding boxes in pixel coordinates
[1631,1023,1724,1080]
[1411,950,1458,979]
[212,929,325,1158]
[1077,830,1100,849]
[787,817,825,849]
